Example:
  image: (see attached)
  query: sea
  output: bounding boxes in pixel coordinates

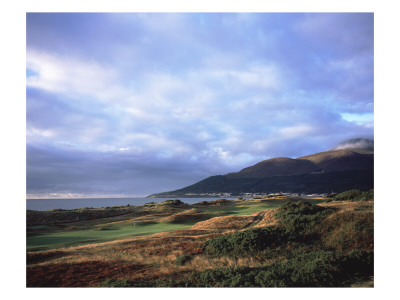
[26,197,238,211]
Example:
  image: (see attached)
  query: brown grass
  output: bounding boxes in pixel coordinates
[321,210,374,252]
[26,230,272,287]
[192,209,278,230]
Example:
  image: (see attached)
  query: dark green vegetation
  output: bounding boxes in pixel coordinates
[175,254,193,266]
[200,227,288,258]
[128,250,372,287]
[149,149,373,197]
[191,250,372,287]
[332,189,374,202]
[99,279,133,287]
[275,201,336,239]
[199,201,336,259]
[152,170,373,197]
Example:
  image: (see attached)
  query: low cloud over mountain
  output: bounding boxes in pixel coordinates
[331,138,374,151]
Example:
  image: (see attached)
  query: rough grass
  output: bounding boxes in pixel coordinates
[321,210,374,252]
[193,209,279,232]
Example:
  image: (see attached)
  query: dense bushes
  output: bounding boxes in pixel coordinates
[333,189,374,201]
[181,250,373,287]
[275,201,336,240]
[175,254,193,265]
[197,199,232,206]
[99,279,133,287]
[200,226,287,257]
[201,201,337,257]
[106,250,373,287]
[201,250,372,287]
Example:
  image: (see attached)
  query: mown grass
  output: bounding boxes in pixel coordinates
[193,198,325,219]
[27,198,300,251]
[27,221,197,251]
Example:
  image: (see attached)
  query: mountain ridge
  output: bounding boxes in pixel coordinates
[148,143,374,198]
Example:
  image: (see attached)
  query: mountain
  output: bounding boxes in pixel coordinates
[148,141,374,198]
[226,157,316,178]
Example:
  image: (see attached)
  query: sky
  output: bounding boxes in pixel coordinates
[26,12,374,198]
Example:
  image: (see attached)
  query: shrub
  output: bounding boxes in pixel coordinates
[201,201,336,258]
[340,249,374,279]
[200,226,287,258]
[175,254,193,266]
[180,250,374,287]
[334,189,374,201]
[105,250,373,287]
[99,279,133,287]
[275,201,335,240]
[162,199,184,205]
[357,189,374,201]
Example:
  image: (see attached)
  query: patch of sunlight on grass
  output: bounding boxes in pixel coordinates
[27,221,196,251]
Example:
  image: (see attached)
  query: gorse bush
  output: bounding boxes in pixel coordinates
[334,189,374,201]
[200,226,287,258]
[275,201,335,240]
[124,250,373,287]
[195,250,373,287]
[201,201,336,258]
[99,279,133,287]
[175,254,193,266]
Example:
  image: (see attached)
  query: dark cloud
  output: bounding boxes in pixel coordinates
[26,144,212,196]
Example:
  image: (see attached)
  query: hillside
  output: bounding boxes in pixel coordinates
[148,148,374,198]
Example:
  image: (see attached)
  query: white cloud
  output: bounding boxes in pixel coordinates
[341,112,374,125]
[26,50,125,101]
[27,126,57,139]
[279,124,314,139]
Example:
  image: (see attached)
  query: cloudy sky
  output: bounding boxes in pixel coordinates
[26,13,374,198]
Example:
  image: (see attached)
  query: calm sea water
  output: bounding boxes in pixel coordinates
[26,197,237,211]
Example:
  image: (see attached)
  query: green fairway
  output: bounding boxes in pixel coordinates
[27,221,197,251]
[26,198,327,251]
[207,199,325,216]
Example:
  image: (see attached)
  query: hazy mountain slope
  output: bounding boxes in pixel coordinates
[150,169,374,197]
[299,150,374,173]
[226,157,317,178]
[226,149,373,178]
